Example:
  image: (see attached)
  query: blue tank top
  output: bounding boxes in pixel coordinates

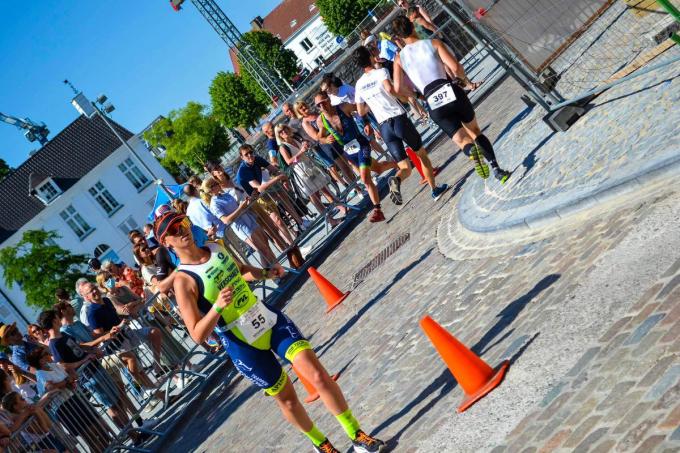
[321,108,369,147]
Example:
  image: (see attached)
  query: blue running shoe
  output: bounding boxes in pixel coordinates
[431,184,449,201]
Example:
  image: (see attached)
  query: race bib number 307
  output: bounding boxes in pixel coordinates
[427,84,456,110]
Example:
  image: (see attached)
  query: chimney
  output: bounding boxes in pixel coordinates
[250,16,264,30]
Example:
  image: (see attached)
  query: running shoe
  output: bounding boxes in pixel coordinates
[493,168,512,184]
[469,144,490,179]
[368,208,386,223]
[388,176,403,205]
[431,183,449,201]
[314,440,340,453]
[351,431,386,453]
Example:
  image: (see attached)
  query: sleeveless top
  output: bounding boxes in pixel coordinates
[177,242,272,349]
[305,116,344,156]
[398,39,448,94]
[320,108,369,147]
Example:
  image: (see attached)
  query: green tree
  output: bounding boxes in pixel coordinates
[239,30,299,82]
[210,71,269,129]
[317,0,380,37]
[0,230,88,310]
[241,71,272,108]
[0,159,12,181]
[143,101,230,173]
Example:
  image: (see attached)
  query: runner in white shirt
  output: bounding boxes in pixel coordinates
[391,15,511,183]
[354,46,448,204]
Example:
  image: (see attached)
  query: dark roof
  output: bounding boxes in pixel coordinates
[0,114,133,244]
[259,0,319,43]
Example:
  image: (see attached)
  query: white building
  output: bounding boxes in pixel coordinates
[250,0,342,71]
[0,110,174,328]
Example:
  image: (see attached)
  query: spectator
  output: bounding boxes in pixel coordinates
[88,257,102,273]
[206,160,294,249]
[0,323,40,375]
[75,277,92,328]
[143,223,154,239]
[274,124,347,228]
[27,324,49,347]
[236,144,309,232]
[261,122,280,166]
[37,310,140,439]
[54,303,96,345]
[171,198,188,215]
[96,271,144,318]
[184,183,224,239]
[407,6,437,38]
[187,175,202,190]
[201,177,284,272]
[1,391,65,453]
[398,0,436,31]
[0,368,37,404]
[80,282,163,390]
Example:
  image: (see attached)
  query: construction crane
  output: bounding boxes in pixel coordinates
[169,0,289,102]
[0,112,50,145]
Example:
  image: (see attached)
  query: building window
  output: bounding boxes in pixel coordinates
[147,195,156,208]
[314,56,325,67]
[117,215,139,235]
[88,181,121,215]
[300,38,314,53]
[290,19,297,28]
[35,179,62,204]
[60,205,93,239]
[118,157,150,190]
[309,4,316,11]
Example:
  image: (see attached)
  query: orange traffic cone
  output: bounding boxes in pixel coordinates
[292,365,340,403]
[406,147,441,185]
[420,316,509,413]
[308,267,349,313]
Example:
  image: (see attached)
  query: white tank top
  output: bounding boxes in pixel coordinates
[399,40,447,94]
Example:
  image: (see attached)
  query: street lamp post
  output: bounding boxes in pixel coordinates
[90,97,174,198]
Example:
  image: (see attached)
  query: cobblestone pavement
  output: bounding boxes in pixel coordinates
[163,74,679,452]
[458,52,680,233]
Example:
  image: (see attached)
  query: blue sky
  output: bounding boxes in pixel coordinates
[0,0,281,168]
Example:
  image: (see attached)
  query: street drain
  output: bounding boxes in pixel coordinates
[350,233,410,290]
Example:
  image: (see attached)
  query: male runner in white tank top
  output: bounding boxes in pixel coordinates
[391,15,511,183]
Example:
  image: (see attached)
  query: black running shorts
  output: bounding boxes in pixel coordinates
[423,79,475,138]
[378,113,423,162]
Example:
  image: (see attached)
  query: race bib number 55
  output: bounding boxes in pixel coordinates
[229,301,278,343]
[427,84,456,110]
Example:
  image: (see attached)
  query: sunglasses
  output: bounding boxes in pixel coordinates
[315,100,329,107]
[165,220,188,237]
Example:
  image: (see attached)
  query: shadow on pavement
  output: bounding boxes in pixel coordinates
[494,105,534,145]
[437,169,474,210]
[588,72,679,110]
[513,132,557,183]
[316,248,434,358]
[373,274,560,448]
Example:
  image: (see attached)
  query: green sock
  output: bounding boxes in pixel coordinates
[304,424,327,447]
[336,409,361,440]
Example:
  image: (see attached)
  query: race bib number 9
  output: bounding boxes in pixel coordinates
[344,139,361,155]
[427,84,456,110]
[231,301,278,344]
